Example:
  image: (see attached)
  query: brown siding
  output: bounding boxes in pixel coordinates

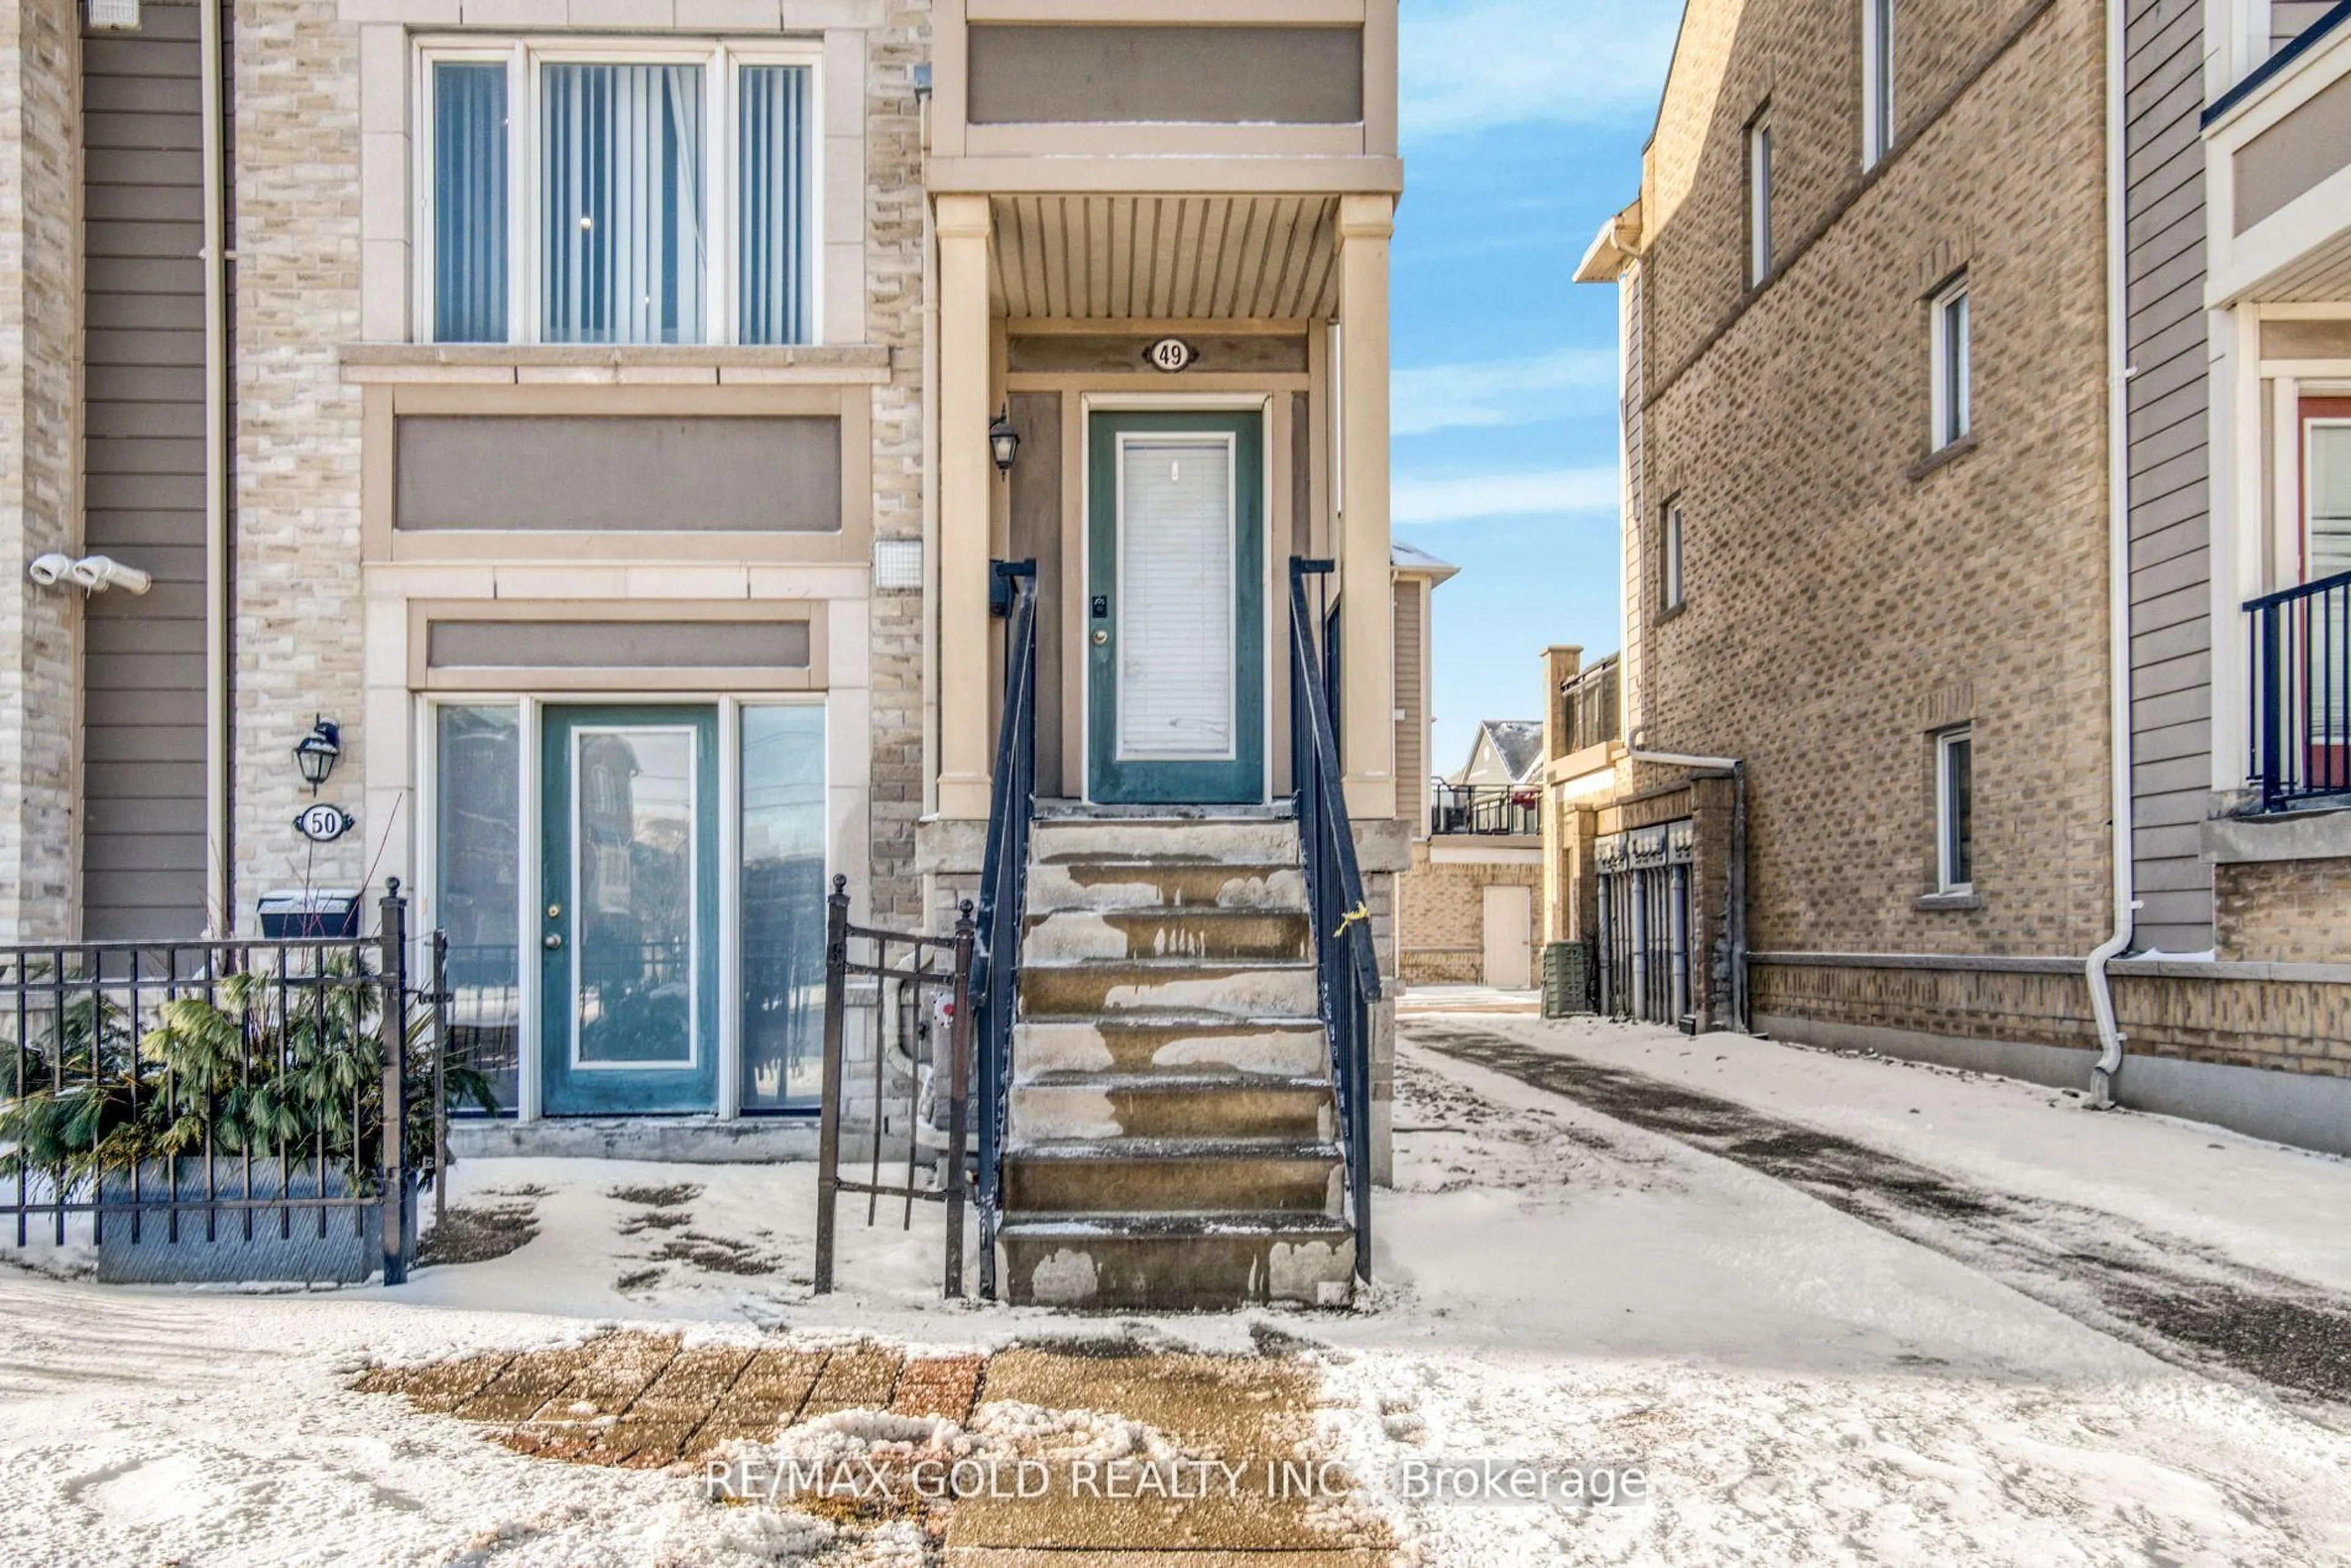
[1392,577,1423,834]
[81,0,210,939]
[2126,0,2216,951]
[1005,392,1063,796]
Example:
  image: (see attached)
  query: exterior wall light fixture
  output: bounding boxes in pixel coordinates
[989,408,1021,476]
[294,717,343,792]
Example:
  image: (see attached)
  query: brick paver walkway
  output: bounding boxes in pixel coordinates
[356,1335,983,1469]
[357,1335,1386,1563]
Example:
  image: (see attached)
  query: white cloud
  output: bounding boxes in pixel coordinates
[1392,466,1621,525]
[1393,347,1618,437]
[1400,0,1681,140]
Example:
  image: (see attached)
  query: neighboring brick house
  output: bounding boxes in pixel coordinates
[0,0,1411,1165]
[1564,0,2351,1155]
[1402,715,1543,990]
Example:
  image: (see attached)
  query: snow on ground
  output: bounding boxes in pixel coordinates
[4,1015,2351,1565]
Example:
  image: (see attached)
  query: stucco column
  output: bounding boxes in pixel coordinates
[1338,194,1397,822]
[934,195,994,820]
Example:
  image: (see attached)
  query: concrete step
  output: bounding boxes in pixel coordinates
[998,1213,1357,1310]
[1009,1073,1333,1142]
[1027,858,1309,914]
[1032,817,1300,868]
[1016,1015,1331,1079]
[1003,1139,1343,1215]
[1020,959,1319,1020]
[1023,907,1312,965]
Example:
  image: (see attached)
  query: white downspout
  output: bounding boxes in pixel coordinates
[198,0,231,935]
[2088,0,2139,1106]
[918,71,940,820]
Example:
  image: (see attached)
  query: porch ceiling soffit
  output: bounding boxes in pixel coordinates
[989,194,1342,320]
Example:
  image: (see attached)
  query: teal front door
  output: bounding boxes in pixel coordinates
[540,705,720,1117]
[1087,410,1266,804]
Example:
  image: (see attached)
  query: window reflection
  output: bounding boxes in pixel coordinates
[437,705,521,1114]
[742,706,827,1112]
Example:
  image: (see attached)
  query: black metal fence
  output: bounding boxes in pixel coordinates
[1291,559,1376,1285]
[1430,782,1540,837]
[0,886,446,1285]
[812,880,975,1299]
[2248,568,2351,811]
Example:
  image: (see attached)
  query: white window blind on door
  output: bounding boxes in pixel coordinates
[1119,438,1236,760]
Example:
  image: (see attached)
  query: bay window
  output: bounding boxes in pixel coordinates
[421,41,816,347]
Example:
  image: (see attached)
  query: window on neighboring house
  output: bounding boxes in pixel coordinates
[425,44,815,347]
[1930,276,1971,451]
[1863,0,1895,168]
[1937,726,1973,893]
[1662,499,1686,611]
[1747,116,1774,285]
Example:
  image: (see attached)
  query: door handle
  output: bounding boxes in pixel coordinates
[544,932,564,951]
[1092,629,1109,647]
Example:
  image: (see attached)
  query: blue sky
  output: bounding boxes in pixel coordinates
[1393,1,1681,771]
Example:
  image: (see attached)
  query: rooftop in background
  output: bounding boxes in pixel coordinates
[1392,540,1461,582]
[1453,719,1545,787]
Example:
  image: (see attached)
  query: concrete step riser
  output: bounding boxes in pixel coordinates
[1023,909,1311,966]
[1005,1156,1341,1215]
[1033,820,1300,866]
[1021,963,1318,1020]
[1002,1232,1357,1310]
[1010,1083,1332,1143]
[1027,861,1309,914]
[1016,1020,1330,1079]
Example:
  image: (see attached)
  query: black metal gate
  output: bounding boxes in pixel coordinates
[1597,822,1695,1026]
[812,881,975,1299]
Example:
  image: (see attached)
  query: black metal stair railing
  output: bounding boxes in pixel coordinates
[972,560,1040,1302]
[2247,568,2351,812]
[1289,559,1378,1283]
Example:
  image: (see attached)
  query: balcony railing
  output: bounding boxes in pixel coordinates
[1431,783,1539,838]
[1562,653,1622,756]
[2247,568,2351,812]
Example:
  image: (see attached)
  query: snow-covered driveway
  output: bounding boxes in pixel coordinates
[3,1014,2350,1566]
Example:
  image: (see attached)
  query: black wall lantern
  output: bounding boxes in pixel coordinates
[989,407,1021,476]
[294,716,342,793]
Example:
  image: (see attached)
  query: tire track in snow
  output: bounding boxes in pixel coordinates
[1408,1022,2351,1415]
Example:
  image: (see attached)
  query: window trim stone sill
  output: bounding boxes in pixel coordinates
[1913,890,1982,912]
[339,342,893,387]
[1908,432,1980,482]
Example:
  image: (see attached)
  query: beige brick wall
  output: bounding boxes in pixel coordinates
[1632,0,2113,961]
[863,2,928,926]
[1398,841,1540,986]
[0,0,81,940]
[2217,858,2351,966]
[231,0,367,906]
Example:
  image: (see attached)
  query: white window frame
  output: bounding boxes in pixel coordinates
[1936,725,1973,894]
[413,36,825,348]
[1747,116,1774,286]
[1662,498,1686,611]
[1930,276,1971,451]
[1862,0,1895,170]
